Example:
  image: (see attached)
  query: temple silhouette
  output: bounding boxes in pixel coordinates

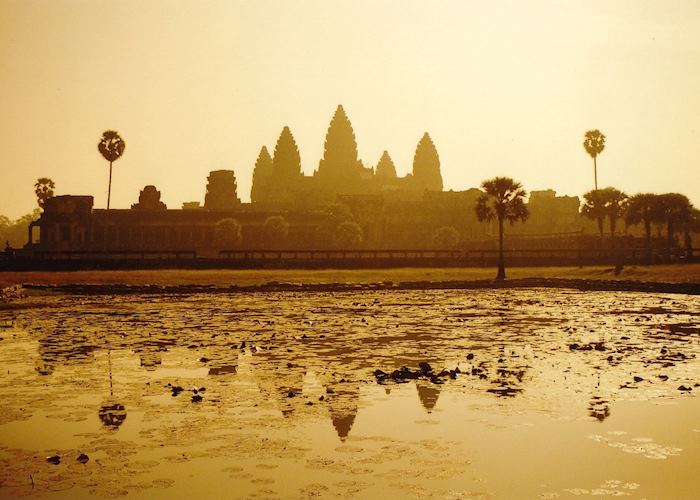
[26,104,589,256]
[251,105,442,209]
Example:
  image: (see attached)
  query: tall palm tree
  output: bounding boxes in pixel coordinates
[98,131,126,209]
[626,193,661,263]
[583,130,606,190]
[475,177,529,280]
[34,177,55,210]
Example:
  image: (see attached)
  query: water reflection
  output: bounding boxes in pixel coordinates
[98,403,127,429]
[98,351,127,430]
[416,383,441,413]
[1,289,699,497]
[11,290,700,427]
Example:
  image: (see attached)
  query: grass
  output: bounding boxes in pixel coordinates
[1,264,700,288]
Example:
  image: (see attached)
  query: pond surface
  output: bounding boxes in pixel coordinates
[0,288,699,498]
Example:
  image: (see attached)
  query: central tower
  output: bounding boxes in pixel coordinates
[315,105,363,191]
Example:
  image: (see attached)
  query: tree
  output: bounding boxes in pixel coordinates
[581,190,607,239]
[263,215,290,246]
[34,178,55,209]
[251,146,273,204]
[412,132,443,191]
[583,130,605,190]
[98,130,126,210]
[432,226,459,249]
[335,221,363,248]
[214,218,242,248]
[375,150,397,179]
[626,193,661,263]
[475,177,529,280]
[656,193,693,259]
[0,209,41,248]
[600,187,628,253]
[682,208,700,258]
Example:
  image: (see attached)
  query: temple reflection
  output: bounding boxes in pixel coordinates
[416,383,441,413]
[23,296,634,433]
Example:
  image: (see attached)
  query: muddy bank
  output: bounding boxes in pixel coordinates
[17,277,700,296]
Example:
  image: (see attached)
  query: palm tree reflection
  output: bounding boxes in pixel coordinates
[99,351,127,430]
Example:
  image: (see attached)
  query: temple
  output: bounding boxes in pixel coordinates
[26,105,591,255]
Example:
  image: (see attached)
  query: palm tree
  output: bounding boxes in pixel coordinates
[475,177,529,280]
[625,193,661,263]
[601,187,628,253]
[656,193,693,260]
[581,189,607,240]
[583,130,606,190]
[98,131,126,209]
[34,177,55,210]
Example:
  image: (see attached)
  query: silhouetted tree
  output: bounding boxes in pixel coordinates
[335,221,363,248]
[98,130,126,209]
[682,208,700,258]
[583,129,605,190]
[412,133,443,191]
[375,151,397,179]
[582,190,607,239]
[626,193,661,263]
[214,218,242,248]
[432,226,459,249]
[204,170,240,209]
[0,209,41,247]
[599,187,628,253]
[263,215,290,245]
[656,193,693,259]
[317,105,360,183]
[34,177,55,210]
[251,146,273,204]
[475,177,529,280]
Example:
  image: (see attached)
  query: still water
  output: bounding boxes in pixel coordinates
[0,288,699,498]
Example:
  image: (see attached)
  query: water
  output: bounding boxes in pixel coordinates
[0,288,699,498]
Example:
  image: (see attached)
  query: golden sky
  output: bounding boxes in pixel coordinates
[1,0,699,218]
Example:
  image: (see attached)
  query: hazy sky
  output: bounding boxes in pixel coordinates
[1,0,699,218]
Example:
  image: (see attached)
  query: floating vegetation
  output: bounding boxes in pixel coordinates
[0,288,699,497]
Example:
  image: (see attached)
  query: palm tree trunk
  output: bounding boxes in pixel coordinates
[497,216,505,280]
[610,216,618,264]
[667,220,673,262]
[107,161,113,210]
[593,156,598,191]
[644,220,652,264]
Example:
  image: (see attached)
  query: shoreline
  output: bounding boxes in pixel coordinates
[14,276,700,296]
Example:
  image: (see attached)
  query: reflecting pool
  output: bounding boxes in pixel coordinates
[1,288,699,498]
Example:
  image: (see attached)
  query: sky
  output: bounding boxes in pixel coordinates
[1,0,699,218]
